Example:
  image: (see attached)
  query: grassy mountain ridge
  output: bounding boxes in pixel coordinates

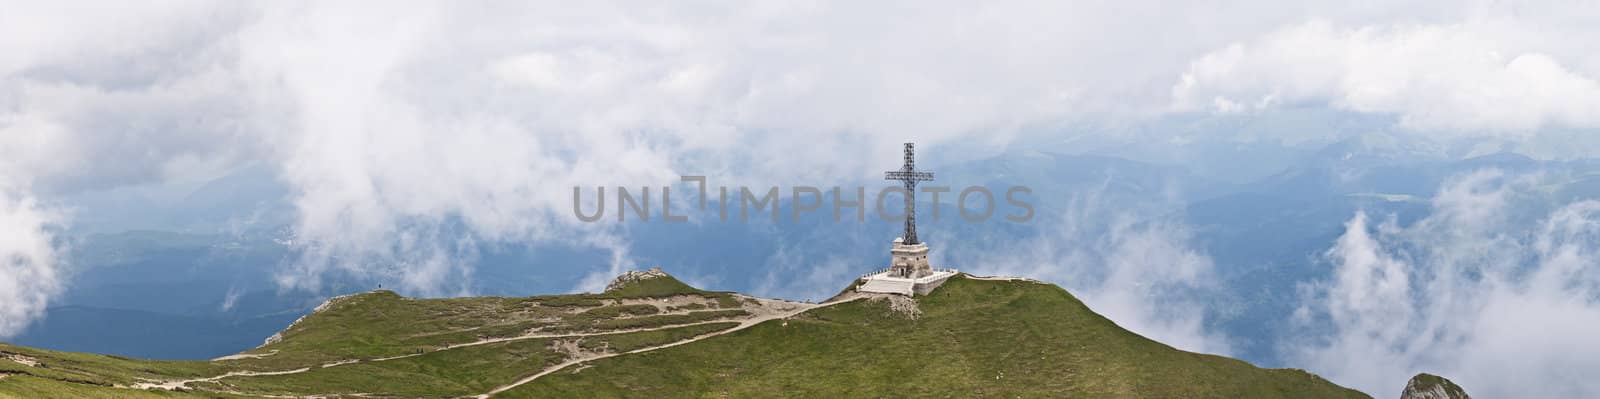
[0,272,1368,398]
[509,276,1366,398]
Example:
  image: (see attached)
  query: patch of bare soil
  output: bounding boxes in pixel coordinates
[213,349,278,361]
[965,274,1044,284]
[2,353,40,367]
[474,295,842,398]
[885,295,921,319]
[614,295,720,314]
[734,295,812,318]
[549,338,609,362]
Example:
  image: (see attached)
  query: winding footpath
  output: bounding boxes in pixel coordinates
[136,293,875,398]
[131,368,313,391]
[964,274,1043,283]
[135,318,764,391]
[473,295,868,398]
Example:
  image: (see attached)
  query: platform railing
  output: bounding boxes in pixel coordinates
[860,268,961,283]
[859,268,891,280]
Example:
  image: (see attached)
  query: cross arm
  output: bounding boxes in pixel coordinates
[884,171,934,181]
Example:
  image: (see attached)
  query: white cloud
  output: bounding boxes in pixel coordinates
[1174,19,1600,133]
[570,234,640,294]
[0,189,63,338]
[218,1,1220,294]
[752,240,862,303]
[1293,170,1600,397]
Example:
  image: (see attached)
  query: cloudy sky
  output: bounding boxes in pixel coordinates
[4,1,1600,396]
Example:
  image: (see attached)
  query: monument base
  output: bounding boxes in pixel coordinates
[857,268,958,296]
[888,238,931,278]
[858,237,956,296]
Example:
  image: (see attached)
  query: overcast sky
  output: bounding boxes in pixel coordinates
[3,1,1600,396]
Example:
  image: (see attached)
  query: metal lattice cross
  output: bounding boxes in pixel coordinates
[884,143,934,244]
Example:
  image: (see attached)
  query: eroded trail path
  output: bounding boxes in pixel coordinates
[130,368,312,391]
[135,294,851,396]
[134,319,759,391]
[474,295,871,398]
[964,274,1043,283]
[212,349,278,361]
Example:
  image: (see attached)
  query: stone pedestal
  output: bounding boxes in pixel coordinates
[858,237,955,296]
[888,238,931,278]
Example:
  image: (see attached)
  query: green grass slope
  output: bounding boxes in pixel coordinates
[0,343,261,398]
[0,273,1369,399]
[228,273,739,370]
[0,272,750,398]
[207,322,736,398]
[507,276,1369,399]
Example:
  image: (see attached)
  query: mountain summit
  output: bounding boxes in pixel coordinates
[1400,373,1471,399]
[604,267,670,291]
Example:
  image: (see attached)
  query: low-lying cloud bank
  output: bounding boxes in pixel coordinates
[959,189,1232,357]
[1292,170,1600,397]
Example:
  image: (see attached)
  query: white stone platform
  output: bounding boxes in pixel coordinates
[856,268,958,296]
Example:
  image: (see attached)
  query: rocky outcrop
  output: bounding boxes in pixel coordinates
[603,267,668,292]
[1400,373,1470,399]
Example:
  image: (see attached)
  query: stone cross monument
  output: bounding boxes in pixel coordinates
[884,143,934,278]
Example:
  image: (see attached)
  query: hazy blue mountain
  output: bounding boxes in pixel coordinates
[23,140,1600,367]
[11,300,304,360]
[57,163,293,235]
[1182,137,1600,364]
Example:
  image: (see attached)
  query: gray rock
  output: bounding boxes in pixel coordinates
[604,267,668,293]
[1400,373,1470,399]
